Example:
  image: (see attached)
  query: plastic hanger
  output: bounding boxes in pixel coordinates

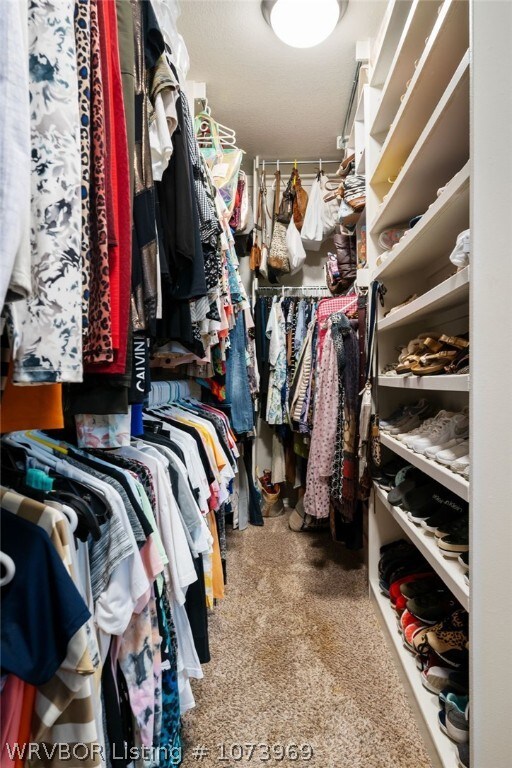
[0,552,15,587]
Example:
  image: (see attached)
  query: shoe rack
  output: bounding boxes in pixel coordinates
[360,1,512,767]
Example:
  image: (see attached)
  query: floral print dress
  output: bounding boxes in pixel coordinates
[9,0,83,383]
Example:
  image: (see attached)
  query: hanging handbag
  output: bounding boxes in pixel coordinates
[292,168,308,232]
[332,227,357,290]
[286,217,306,274]
[343,173,366,211]
[277,170,295,225]
[358,281,385,475]
[269,170,291,274]
[250,177,263,271]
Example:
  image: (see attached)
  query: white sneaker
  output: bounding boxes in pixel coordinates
[451,453,470,474]
[435,441,470,466]
[410,412,468,455]
[403,410,453,450]
[388,414,421,435]
[396,417,436,443]
[462,465,470,481]
[424,438,463,460]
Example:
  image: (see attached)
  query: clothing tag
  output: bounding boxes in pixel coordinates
[212,162,229,178]
[144,421,163,434]
[161,660,171,671]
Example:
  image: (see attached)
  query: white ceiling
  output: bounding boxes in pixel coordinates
[178,0,386,163]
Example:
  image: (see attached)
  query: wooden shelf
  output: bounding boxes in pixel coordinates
[378,267,469,330]
[370,52,470,235]
[372,0,469,181]
[374,485,469,609]
[378,374,470,393]
[380,433,469,501]
[370,581,460,768]
[371,0,443,138]
[372,163,470,281]
[370,0,414,87]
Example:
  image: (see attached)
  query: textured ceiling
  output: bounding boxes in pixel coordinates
[178,0,385,163]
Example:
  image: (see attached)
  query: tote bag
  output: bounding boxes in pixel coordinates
[195,113,243,215]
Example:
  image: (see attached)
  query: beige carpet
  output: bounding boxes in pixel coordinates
[181,512,433,768]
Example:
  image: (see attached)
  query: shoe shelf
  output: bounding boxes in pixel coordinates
[380,433,470,502]
[378,374,470,392]
[372,162,469,282]
[370,0,414,87]
[374,484,469,609]
[378,267,469,331]
[371,0,443,139]
[370,580,460,768]
[370,51,470,236]
[371,0,469,177]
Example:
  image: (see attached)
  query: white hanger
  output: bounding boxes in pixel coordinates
[0,552,15,587]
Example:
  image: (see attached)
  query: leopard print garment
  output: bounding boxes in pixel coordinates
[83,0,113,364]
[74,0,92,331]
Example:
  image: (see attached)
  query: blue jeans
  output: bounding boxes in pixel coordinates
[225,311,254,434]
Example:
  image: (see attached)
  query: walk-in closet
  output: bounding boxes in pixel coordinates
[1,2,511,768]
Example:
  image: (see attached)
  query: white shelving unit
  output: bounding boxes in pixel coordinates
[373,162,470,281]
[371,0,442,139]
[378,374,470,393]
[380,433,469,501]
[378,267,469,331]
[374,485,469,609]
[371,51,470,233]
[370,581,460,767]
[364,3,475,766]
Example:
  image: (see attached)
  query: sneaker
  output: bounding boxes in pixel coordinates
[380,405,409,431]
[425,609,469,668]
[388,413,422,436]
[457,743,470,768]
[451,454,471,474]
[389,571,434,605]
[421,665,469,695]
[381,399,429,430]
[387,400,432,435]
[424,438,465,460]
[462,465,470,481]
[458,551,469,572]
[410,411,468,454]
[435,440,470,466]
[404,621,428,652]
[421,507,466,533]
[444,700,470,744]
[399,608,420,633]
[400,576,444,599]
[437,521,470,557]
[406,591,458,625]
[395,416,436,443]
[439,691,469,712]
[434,515,469,539]
[402,411,453,449]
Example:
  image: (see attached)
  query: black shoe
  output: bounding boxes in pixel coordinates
[407,590,459,625]
[420,508,466,533]
[400,575,445,599]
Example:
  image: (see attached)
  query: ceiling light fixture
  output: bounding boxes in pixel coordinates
[261,0,348,49]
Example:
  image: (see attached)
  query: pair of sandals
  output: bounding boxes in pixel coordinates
[396,333,469,376]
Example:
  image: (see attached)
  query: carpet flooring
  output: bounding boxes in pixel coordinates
[181,512,433,768]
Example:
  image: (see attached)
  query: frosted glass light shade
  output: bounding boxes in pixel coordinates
[270,0,341,48]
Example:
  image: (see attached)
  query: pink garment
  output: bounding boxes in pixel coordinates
[1,675,25,768]
[303,328,339,518]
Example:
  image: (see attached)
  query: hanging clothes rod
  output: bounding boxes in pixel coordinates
[256,285,330,293]
[258,159,340,166]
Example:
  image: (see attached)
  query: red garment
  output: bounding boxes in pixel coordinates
[87,0,131,375]
[1,675,24,768]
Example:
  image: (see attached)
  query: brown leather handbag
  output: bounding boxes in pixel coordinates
[292,169,308,232]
